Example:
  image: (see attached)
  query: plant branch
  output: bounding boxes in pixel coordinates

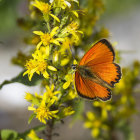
[46,119,54,140]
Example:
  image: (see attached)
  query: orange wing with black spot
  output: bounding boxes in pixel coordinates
[75,39,121,101]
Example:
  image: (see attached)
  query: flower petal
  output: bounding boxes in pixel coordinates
[50,26,59,37]
[33,31,44,35]
[48,66,57,71]
[28,105,36,111]
[43,71,49,79]
[50,14,60,22]
[52,40,60,46]
[71,11,79,18]
[73,59,78,65]
[63,81,70,89]
[36,41,42,49]
[65,1,71,7]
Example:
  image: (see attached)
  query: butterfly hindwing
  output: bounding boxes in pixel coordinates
[75,71,96,99]
[75,71,111,101]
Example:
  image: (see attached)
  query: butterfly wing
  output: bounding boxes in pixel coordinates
[75,71,111,101]
[80,39,115,65]
[79,39,121,87]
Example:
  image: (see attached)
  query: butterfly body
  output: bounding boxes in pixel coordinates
[74,39,121,101]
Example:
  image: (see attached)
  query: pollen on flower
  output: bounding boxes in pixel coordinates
[34,100,58,124]
[25,59,37,71]
[67,22,79,31]
[63,73,74,89]
[33,0,51,14]
[41,3,50,14]
[24,56,49,80]
[37,60,47,72]
[41,33,51,46]
[34,27,63,47]
[35,105,52,124]
[44,84,60,102]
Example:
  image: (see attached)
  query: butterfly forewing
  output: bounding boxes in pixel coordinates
[79,39,115,66]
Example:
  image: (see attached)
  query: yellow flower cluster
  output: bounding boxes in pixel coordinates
[26,84,59,124]
[84,111,108,138]
[24,0,82,81]
[23,46,57,80]
[50,0,79,9]
[33,0,60,22]
[23,0,82,126]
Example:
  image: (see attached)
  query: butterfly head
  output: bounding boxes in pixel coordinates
[71,64,77,70]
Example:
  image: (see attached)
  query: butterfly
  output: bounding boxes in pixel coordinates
[72,39,121,101]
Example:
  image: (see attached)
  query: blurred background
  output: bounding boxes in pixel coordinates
[0,0,140,140]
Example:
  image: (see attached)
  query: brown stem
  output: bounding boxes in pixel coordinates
[110,130,118,140]
[46,119,54,140]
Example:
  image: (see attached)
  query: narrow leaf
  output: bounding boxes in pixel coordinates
[0,71,43,89]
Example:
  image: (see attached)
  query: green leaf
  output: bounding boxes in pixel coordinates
[1,129,18,140]
[0,71,43,89]
[28,113,36,124]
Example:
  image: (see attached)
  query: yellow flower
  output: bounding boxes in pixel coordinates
[33,0,60,22]
[60,21,83,41]
[63,73,74,89]
[60,58,70,66]
[23,47,57,80]
[33,27,64,49]
[35,92,42,100]
[33,0,50,14]
[28,89,59,124]
[59,37,71,54]
[68,89,78,100]
[73,59,78,65]
[67,21,83,36]
[84,111,108,138]
[93,101,112,119]
[25,92,33,102]
[33,46,49,59]
[28,130,44,140]
[23,57,49,81]
[62,106,75,116]
[50,0,70,9]
[63,60,77,89]
[29,100,58,124]
[44,84,60,101]
[50,0,79,9]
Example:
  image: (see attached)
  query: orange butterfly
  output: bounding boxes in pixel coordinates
[73,39,121,101]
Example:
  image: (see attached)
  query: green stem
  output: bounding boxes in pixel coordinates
[47,22,51,33]
[43,14,51,33]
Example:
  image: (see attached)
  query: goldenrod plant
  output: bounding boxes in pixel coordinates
[0,0,140,140]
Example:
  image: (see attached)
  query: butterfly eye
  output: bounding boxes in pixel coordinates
[71,64,77,70]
